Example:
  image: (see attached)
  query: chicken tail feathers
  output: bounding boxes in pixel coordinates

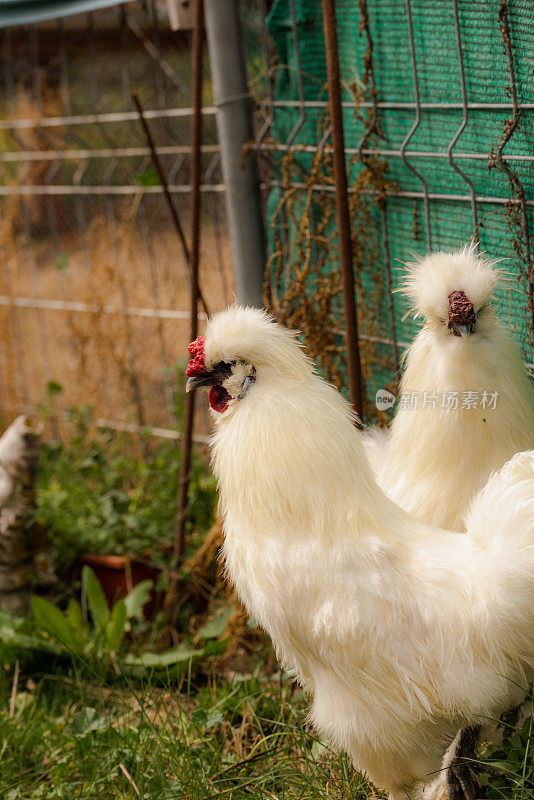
[466,449,534,546]
[465,451,534,670]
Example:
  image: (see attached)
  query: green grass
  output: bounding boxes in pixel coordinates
[2,647,534,799]
[0,652,376,800]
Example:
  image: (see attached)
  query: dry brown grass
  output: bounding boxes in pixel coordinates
[0,194,234,438]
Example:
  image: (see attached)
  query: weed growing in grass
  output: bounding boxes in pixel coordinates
[0,567,230,686]
[30,405,217,571]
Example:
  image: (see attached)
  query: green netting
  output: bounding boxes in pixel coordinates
[263,0,534,420]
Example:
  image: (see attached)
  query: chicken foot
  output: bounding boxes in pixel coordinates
[447,726,481,800]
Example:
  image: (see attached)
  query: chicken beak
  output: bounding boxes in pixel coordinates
[451,322,475,337]
[186,374,212,392]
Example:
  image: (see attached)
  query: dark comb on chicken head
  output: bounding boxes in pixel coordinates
[448,291,476,337]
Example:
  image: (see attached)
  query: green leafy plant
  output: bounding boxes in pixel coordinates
[31,404,217,568]
[1,567,228,678]
[30,566,151,659]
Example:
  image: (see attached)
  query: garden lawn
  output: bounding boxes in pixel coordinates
[1,654,534,800]
[0,659,375,800]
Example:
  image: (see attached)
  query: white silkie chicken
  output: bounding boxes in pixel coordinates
[186,306,534,800]
[372,247,534,531]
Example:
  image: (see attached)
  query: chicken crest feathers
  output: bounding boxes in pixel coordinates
[202,304,313,380]
[400,245,500,321]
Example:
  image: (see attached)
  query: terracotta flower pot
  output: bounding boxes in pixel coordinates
[80,552,161,619]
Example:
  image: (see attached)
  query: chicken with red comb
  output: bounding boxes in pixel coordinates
[186,304,534,800]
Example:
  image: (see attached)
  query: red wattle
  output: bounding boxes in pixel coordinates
[209,384,230,413]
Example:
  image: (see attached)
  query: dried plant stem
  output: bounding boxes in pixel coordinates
[119,763,140,797]
[132,93,209,319]
[9,660,19,719]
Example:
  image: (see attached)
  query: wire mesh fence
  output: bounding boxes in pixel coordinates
[0,0,233,442]
[3,0,534,434]
[245,0,534,420]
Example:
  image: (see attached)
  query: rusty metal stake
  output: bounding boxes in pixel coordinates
[321,0,364,421]
[174,0,204,567]
[162,0,205,631]
[132,92,209,318]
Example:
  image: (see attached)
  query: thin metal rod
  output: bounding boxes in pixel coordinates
[175,0,204,566]
[401,0,431,252]
[126,18,185,89]
[268,99,534,111]
[285,0,307,146]
[265,180,534,206]
[0,106,217,131]
[0,295,206,320]
[257,142,534,162]
[253,0,275,145]
[321,0,364,421]
[448,0,478,240]
[2,144,220,162]
[0,184,225,196]
[132,92,209,318]
[0,400,211,445]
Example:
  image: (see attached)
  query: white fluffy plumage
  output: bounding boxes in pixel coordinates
[377,246,534,530]
[193,305,534,800]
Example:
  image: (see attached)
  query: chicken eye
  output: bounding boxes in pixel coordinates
[212,361,234,381]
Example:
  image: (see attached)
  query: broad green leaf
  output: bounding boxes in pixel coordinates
[124,580,153,621]
[196,605,233,640]
[190,707,209,728]
[31,596,74,651]
[190,707,224,730]
[0,625,62,655]
[65,599,87,651]
[66,599,83,633]
[106,599,127,652]
[123,638,230,674]
[122,646,203,668]
[82,566,110,631]
[203,638,230,657]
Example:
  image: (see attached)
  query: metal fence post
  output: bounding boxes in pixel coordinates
[321,0,364,421]
[203,0,266,308]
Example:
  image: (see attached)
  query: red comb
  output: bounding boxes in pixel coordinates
[186,335,206,377]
